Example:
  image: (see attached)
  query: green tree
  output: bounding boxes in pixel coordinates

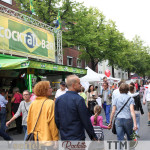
[63,7,108,71]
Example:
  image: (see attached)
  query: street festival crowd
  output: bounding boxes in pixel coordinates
[0,75,150,149]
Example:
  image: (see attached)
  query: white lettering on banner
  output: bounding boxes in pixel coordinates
[35,37,40,47]
[17,33,26,43]
[23,34,27,43]
[0,25,54,50]
[5,28,11,39]
[12,31,18,41]
[42,40,45,48]
[0,26,4,37]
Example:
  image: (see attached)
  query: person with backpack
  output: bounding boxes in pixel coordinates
[128,85,144,136]
[6,90,32,140]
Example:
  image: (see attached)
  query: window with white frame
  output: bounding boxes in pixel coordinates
[77,58,82,68]
[1,0,12,4]
[67,56,73,66]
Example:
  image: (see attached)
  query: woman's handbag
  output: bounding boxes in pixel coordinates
[112,97,131,134]
[26,99,48,141]
[112,120,117,134]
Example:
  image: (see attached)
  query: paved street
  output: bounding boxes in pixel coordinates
[0,102,150,141]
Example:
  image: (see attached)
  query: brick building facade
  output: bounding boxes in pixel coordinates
[0,0,18,11]
[63,47,98,72]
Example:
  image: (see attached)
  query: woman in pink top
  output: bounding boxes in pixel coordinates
[90,105,110,140]
[11,87,22,134]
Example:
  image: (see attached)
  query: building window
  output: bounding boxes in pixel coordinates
[77,59,82,68]
[118,72,121,78]
[1,0,12,4]
[122,73,124,79]
[67,56,73,66]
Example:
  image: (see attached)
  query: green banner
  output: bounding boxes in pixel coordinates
[0,13,55,62]
[0,55,87,75]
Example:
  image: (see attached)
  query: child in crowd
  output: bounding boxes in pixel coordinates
[90,105,110,140]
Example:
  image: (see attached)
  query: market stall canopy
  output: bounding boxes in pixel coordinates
[80,67,105,82]
[0,54,87,75]
[108,77,121,82]
[130,73,142,79]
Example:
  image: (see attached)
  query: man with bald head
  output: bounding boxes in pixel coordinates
[55,75,97,141]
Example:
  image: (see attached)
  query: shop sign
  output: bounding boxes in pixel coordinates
[0,13,55,62]
[53,65,58,70]
[41,64,46,68]
[21,62,30,68]
[72,68,77,73]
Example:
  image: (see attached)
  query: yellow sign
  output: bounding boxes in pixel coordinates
[0,12,55,62]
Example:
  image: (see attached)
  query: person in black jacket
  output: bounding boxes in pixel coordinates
[128,85,144,136]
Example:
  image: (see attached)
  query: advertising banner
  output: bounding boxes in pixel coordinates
[0,58,87,75]
[0,13,55,62]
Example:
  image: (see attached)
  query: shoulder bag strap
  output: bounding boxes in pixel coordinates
[24,102,28,113]
[115,97,131,119]
[32,99,48,132]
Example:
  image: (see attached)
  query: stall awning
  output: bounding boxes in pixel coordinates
[0,54,87,75]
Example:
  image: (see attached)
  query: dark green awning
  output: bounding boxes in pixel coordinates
[0,54,87,75]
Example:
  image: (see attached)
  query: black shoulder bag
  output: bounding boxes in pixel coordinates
[26,99,48,141]
[112,97,131,134]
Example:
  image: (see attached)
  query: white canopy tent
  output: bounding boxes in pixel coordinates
[80,67,105,82]
[80,67,120,82]
[80,67,121,92]
[80,67,105,93]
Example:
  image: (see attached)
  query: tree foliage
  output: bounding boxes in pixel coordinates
[15,0,150,77]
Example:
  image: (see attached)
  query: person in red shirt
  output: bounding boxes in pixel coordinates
[135,80,139,92]
[11,87,22,134]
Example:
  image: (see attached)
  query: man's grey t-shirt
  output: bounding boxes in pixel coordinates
[14,101,32,126]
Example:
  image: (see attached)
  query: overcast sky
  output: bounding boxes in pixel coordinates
[76,0,150,46]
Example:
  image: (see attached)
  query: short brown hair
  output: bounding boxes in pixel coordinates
[129,85,134,92]
[118,80,125,87]
[81,86,85,92]
[119,83,129,94]
[34,81,50,97]
[130,82,135,87]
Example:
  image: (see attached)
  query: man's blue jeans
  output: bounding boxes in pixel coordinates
[0,129,13,141]
[23,125,28,141]
[135,114,140,135]
[0,108,6,131]
[102,102,111,124]
[115,118,133,140]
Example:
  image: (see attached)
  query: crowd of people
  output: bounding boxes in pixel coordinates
[0,75,150,149]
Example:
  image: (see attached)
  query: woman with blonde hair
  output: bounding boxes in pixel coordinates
[27,81,59,149]
[90,105,110,140]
